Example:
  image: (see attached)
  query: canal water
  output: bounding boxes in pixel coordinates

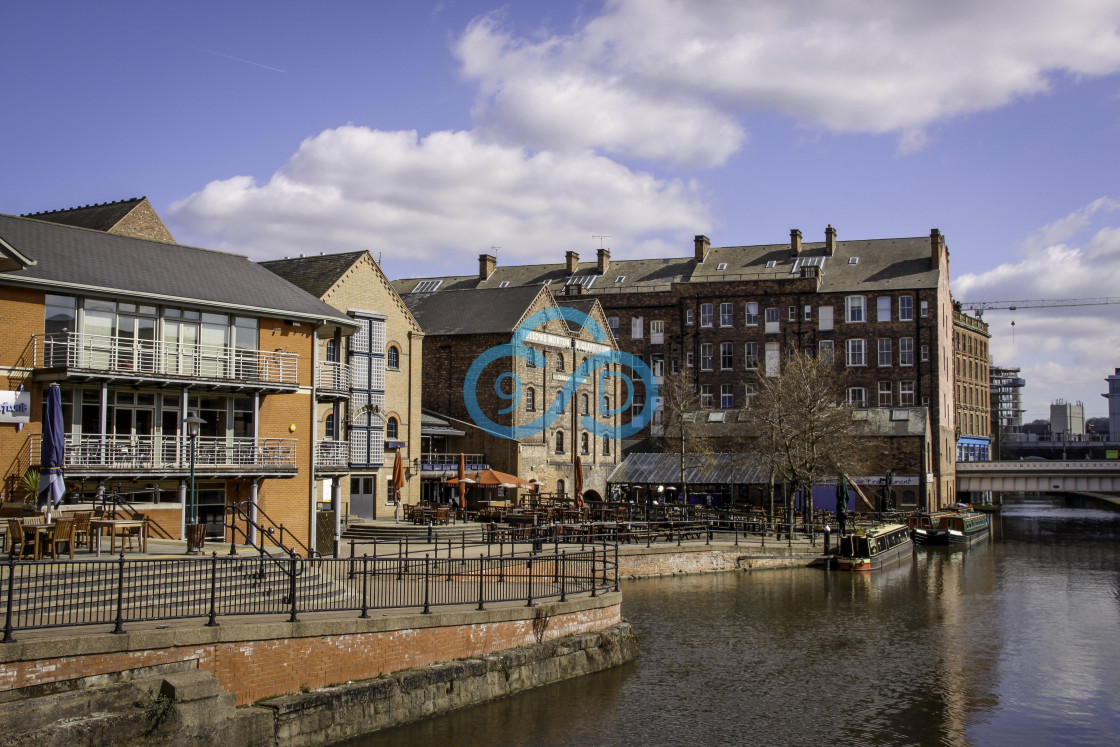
[354,495,1120,746]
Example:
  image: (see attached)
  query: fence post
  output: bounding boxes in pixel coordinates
[422,554,431,614]
[113,552,126,634]
[614,543,619,592]
[526,555,534,607]
[590,548,597,598]
[477,555,485,611]
[706,520,711,545]
[3,557,15,642]
[560,551,567,603]
[288,555,299,623]
[360,555,369,619]
[206,552,219,627]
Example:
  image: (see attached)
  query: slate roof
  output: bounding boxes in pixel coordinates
[607,452,770,485]
[402,285,546,336]
[22,198,147,233]
[391,234,940,297]
[259,251,366,299]
[0,213,353,325]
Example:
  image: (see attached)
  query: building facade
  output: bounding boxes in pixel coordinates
[0,211,354,549]
[394,227,959,508]
[260,251,424,527]
[953,306,992,462]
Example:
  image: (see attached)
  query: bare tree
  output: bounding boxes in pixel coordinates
[654,369,719,506]
[740,354,868,527]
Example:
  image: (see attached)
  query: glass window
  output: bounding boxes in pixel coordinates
[846,296,866,323]
[386,417,398,440]
[920,300,929,317]
[765,307,780,333]
[878,339,892,367]
[720,303,733,327]
[788,306,797,321]
[602,437,610,456]
[818,306,834,331]
[555,431,564,454]
[720,342,733,370]
[631,317,643,339]
[700,304,714,327]
[899,296,914,321]
[900,337,914,366]
[556,353,565,371]
[846,339,866,367]
[386,345,400,370]
[745,302,759,326]
[581,393,589,415]
[686,351,694,367]
[526,387,536,411]
[878,381,892,406]
[847,387,866,406]
[745,342,759,369]
[700,343,714,371]
[818,340,834,364]
[608,317,619,336]
[744,383,757,407]
[804,305,812,321]
[581,432,590,455]
[720,384,733,409]
[685,309,694,325]
[700,385,714,409]
[877,296,891,322]
[900,381,916,406]
[921,344,929,362]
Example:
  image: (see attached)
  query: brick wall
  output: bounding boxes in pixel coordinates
[0,286,43,499]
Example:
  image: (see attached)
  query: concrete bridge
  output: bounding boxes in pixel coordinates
[956,460,1120,508]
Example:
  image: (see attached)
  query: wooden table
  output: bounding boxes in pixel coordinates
[89,519,147,556]
[18,523,56,560]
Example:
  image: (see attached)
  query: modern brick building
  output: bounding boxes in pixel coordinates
[260,251,425,527]
[0,210,355,550]
[394,226,959,508]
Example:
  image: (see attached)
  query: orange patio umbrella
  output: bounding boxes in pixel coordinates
[392,449,405,506]
[455,453,466,508]
[446,468,533,491]
[574,455,585,508]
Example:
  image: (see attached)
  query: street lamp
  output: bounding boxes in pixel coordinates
[184,411,205,552]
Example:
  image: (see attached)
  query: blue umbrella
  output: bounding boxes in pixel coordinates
[38,384,65,511]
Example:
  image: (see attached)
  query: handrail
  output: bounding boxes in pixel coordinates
[95,491,172,540]
[225,500,317,560]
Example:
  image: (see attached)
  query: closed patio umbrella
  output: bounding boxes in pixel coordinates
[574,455,585,508]
[38,384,65,517]
[392,449,405,510]
[456,453,466,508]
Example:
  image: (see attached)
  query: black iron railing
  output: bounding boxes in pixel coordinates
[0,544,617,641]
[225,501,316,560]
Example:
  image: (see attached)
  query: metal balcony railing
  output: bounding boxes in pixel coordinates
[420,453,489,471]
[28,434,298,471]
[316,360,350,393]
[315,439,349,469]
[33,333,299,387]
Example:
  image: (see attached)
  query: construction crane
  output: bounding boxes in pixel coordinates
[959,297,1120,319]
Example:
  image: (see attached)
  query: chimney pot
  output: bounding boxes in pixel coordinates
[479,253,497,280]
[566,251,579,275]
[825,225,836,256]
[597,248,611,274]
[930,229,943,269]
[790,229,802,257]
[694,235,710,263]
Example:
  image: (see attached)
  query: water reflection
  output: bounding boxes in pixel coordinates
[353,496,1120,746]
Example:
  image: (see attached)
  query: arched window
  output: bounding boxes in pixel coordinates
[526,387,536,411]
[387,345,400,370]
[602,437,610,456]
[581,432,590,454]
[555,430,564,454]
[556,353,564,371]
[325,413,336,440]
[386,416,399,440]
[581,393,589,415]
[557,479,566,497]
[325,338,339,363]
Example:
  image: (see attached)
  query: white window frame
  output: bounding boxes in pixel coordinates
[720,303,733,327]
[845,296,866,323]
[818,340,834,364]
[720,341,734,370]
[685,309,694,325]
[700,385,714,409]
[900,337,914,366]
[700,303,714,328]
[804,305,812,321]
[920,300,929,317]
[631,316,644,339]
[686,351,694,367]
[765,307,780,334]
[847,387,867,406]
[818,306,834,331]
[720,384,733,409]
[745,342,759,369]
[788,306,797,322]
[700,343,714,371]
[878,381,892,406]
[899,296,914,321]
[878,338,892,367]
[745,302,759,326]
[900,381,916,406]
[744,383,757,407]
[650,319,665,344]
[846,339,866,367]
[877,296,891,322]
[921,344,930,362]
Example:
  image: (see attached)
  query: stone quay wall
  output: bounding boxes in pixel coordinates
[617,542,828,578]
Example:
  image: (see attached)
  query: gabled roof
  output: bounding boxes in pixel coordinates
[0,213,353,325]
[392,234,941,297]
[23,198,148,232]
[402,285,547,336]
[259,251,367,299]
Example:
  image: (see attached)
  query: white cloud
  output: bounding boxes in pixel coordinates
[456,0,1120,163]
[169,126,710,274]
[953,199,1120,420]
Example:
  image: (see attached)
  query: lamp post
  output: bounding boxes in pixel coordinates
[184,411,205,553]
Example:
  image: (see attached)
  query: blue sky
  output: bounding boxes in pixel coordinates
[5,0,1120,422]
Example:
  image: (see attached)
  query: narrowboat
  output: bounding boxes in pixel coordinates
[834,523,913,571]
[907,511,954,542]
[915,511,991,546]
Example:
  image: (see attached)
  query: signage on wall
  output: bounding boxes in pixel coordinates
[0,391,31,424]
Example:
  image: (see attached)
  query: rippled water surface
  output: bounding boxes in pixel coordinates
[352,495,1120,746]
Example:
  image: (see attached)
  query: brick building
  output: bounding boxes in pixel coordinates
[400,285,623,502]
[394,226,959,508]
[260,251,424,526]
[0,210,355,549]
[953,305,992,463]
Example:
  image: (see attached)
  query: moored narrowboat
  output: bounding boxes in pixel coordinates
[835,523,913,571]
[913,511,991,546]
[907,511,954,544]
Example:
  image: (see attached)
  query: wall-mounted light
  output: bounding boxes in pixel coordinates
[288,321,302,327]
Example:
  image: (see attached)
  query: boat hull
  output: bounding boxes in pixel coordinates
[835,535,913,572]
[947,524,991,545]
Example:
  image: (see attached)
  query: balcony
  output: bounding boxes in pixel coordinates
[29,434,298,479]
[419,453,489,475]
[316,360,350,398]
[315,439,349,471]
[32,333,299,391]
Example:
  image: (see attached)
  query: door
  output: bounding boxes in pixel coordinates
[350,477,375,520]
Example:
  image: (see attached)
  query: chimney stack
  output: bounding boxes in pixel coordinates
[790,229,802,257]
[597,248,611,274]
[565,251,579,275]
[825,225,836,256]
[564,283,587,296]
[694,235,710,263]
[479,253,497,280]
[930,228,943,269]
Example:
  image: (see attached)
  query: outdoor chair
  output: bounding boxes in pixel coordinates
[122,513,147,551]
[6,518,34,559]
[49,518,75,560]
[72,511,92,550]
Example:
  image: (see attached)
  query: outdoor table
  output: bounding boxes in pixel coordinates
[18,522,56,560]
[89,519,147,556]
